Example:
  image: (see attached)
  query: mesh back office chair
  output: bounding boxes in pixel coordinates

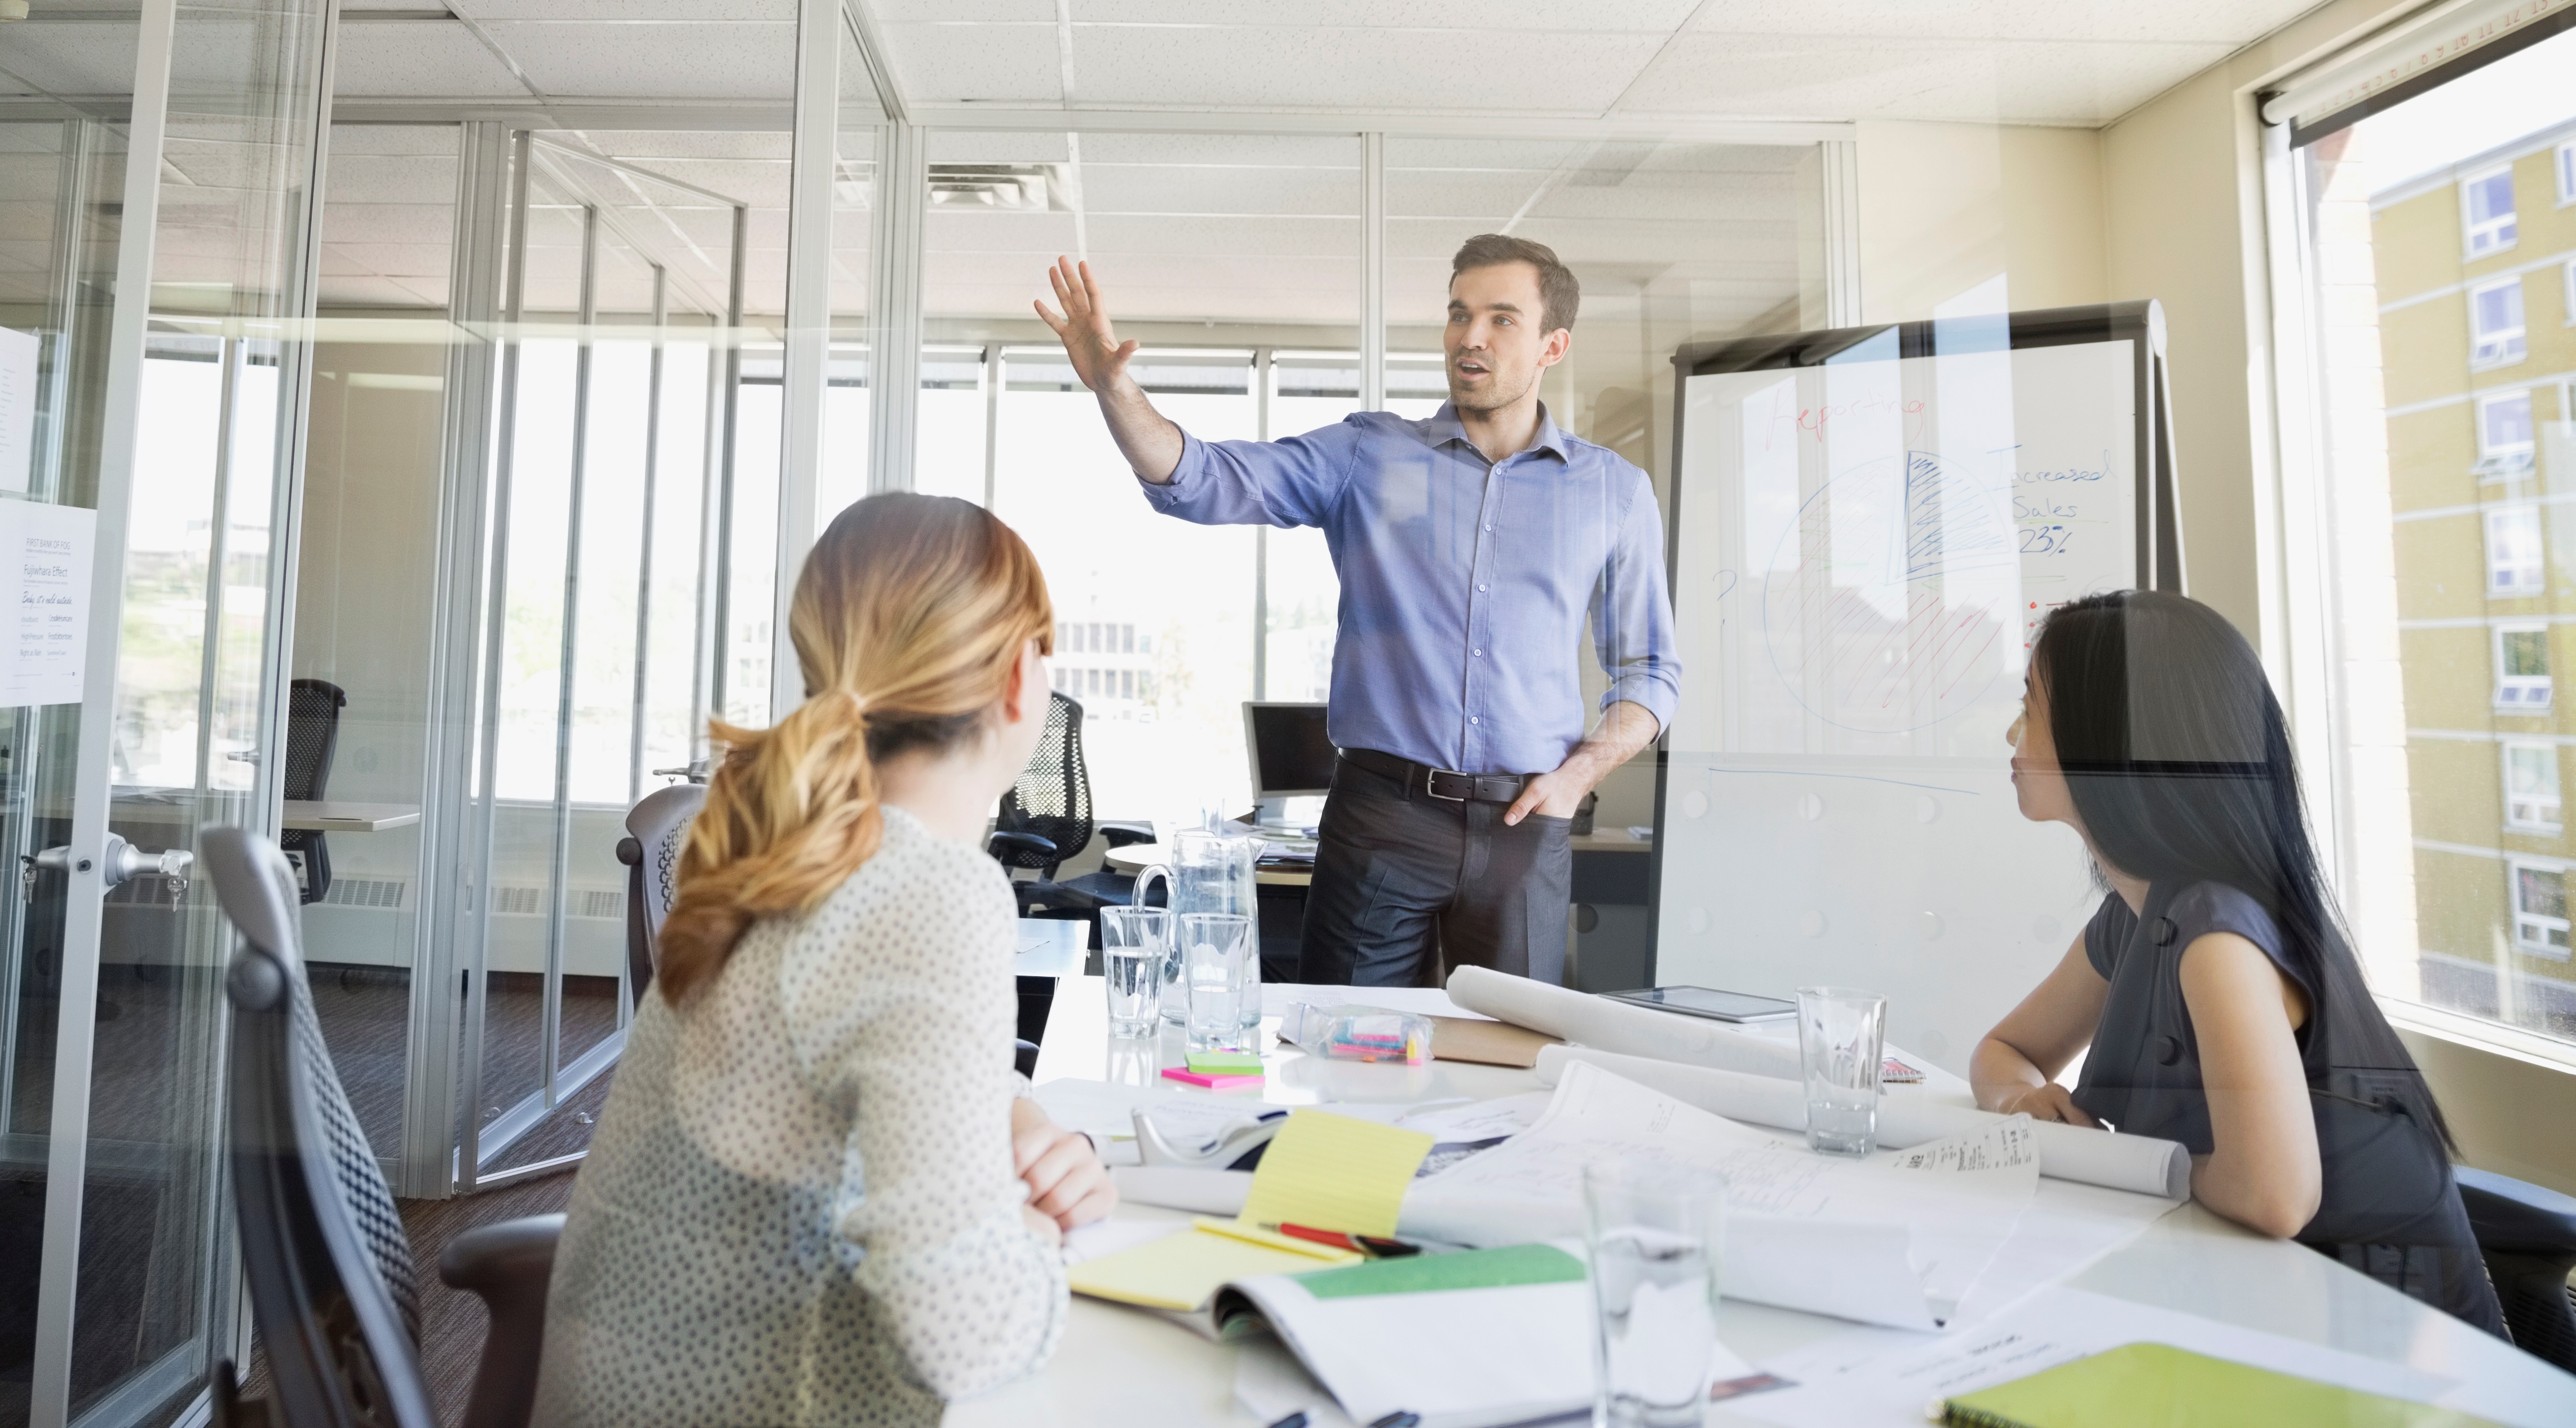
[280,680,346,905]
[988,692,1153,919]
[2456,1167,2576,1370]
[615,783,706,997]
[204,827,562,1428]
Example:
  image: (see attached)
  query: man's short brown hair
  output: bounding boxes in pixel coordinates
[1450,233,1580,336]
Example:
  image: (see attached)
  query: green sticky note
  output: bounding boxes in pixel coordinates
[1186,1050,1265,1074]
[1293,1244,1587,1299]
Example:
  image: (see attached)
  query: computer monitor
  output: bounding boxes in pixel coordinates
[1243,701,1335,826]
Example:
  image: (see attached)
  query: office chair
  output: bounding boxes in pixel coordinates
[204,827,563,1428]
[615,782,706,998]
[281,679,346,905]
[987,691,1154,920]
[2456,1166,2576,1370]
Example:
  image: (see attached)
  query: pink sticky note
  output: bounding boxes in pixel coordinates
[1160,1067,1262,1090]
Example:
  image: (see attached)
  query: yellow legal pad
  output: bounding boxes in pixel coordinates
[1938,1343,2509,1428]
[1237,1110,1435,1238]
[1066,1218,1357,1311]
[1068,1110,1435,1312]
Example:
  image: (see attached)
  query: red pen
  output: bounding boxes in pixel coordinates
[1273,1223,1421,1257]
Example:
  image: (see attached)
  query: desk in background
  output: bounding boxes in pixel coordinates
[1106,830,1658,988]
[957,976,2576,1427]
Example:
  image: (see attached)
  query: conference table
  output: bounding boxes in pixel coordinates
[950,976,2576,1427]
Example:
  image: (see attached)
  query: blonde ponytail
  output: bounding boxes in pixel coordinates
[657,494,1053,1004]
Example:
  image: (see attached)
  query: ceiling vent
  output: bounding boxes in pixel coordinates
[927,164,1070,211]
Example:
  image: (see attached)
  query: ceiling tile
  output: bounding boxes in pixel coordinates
[320,204,459,246]
[1615,33,2235,123]
[876,1,1057,20]
[455,1,795,20]
[1071,1,1696,29]
[326,155,462,205]
[329,125,464,157]
[0,23,144,96]
[485,20,797,100]
[1684,0,2318,46]
[334,22,532,98]
[884,21,1064,105]
[1069,24,1669,112]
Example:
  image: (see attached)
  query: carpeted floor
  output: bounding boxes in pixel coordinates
[399,1169,581,1428]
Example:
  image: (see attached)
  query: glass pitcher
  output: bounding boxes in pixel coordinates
[1133,827,1264,1026]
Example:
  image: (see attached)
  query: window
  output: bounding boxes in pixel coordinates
[2489,505,2546,595]
[2475,390,2535,478]
[2471,276,2526,366]
[2274,25,2576,1047]
[2497,624,2554,709]
[2506,743,2564,831]
[2463,164,2517,254]
[2514,862,2573,956]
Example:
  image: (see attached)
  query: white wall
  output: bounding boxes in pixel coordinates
[1856,121,2109,324]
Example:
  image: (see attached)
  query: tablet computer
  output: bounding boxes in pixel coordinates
[1599,985,1798,1024]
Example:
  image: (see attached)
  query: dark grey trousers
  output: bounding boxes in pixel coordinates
[1296,755,1572,988]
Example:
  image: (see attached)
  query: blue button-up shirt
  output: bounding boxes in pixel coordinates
[1142,402,1680,776]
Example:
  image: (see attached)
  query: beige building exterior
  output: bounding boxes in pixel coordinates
[2371,118,2576,1035]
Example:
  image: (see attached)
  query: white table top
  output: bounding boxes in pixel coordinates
[953,977,2576,1427]
[1013,917,1089,980]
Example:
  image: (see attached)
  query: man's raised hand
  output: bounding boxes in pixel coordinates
[1034,257,1137,395]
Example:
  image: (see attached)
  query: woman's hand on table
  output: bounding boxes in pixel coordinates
[1011,1098,1117,1235]
[1989,1082,2101,1127]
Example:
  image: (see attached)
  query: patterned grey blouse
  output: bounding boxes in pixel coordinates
[533,806,1068,1426]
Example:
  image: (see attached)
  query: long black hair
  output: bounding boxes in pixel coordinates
[2031,589,2453,1148]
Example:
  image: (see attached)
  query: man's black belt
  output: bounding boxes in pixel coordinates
[1338,748,1529,805]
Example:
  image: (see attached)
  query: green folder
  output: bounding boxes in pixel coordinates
[1939,1343,2506,1428]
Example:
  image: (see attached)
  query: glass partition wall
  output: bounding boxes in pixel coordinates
[2,0,333,1422]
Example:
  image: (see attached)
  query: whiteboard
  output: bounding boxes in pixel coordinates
[1654,330,2142,1076]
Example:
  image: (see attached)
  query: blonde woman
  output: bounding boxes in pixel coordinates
[534,493,1115,1426]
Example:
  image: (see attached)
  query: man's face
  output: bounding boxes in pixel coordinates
[1445,261,1570,415]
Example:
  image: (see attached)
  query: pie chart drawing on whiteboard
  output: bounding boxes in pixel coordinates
[1758,449,2020,735]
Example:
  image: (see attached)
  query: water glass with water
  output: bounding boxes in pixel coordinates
[1098,907,1168,1039]
[1796,986,1887,1157]
[1585,1160,1725,1428]
[1179,912,1253,1053]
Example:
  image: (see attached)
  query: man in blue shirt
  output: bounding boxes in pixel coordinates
[1035,235,1678,986]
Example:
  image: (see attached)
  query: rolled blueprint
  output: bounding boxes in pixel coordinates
[1534,1044,2190,1199]
[1444,966,1802,1080]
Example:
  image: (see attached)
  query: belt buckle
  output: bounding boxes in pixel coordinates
[1424,768,1468,802]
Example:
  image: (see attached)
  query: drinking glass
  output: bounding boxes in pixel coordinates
[1796,986,1887,1157]
[1585,1160,1725,1428]
[1099,906,1168,1039]
[1179,912,1254,1053]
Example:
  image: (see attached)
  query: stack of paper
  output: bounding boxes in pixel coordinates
[1400,1060,2040,1329]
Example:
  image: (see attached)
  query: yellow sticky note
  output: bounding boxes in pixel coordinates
[1066,1220,1357,1312]
[1237,1109,1435,1238]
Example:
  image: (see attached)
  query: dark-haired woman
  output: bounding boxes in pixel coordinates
[534,493,1115,1426]
[1969,589,2504,1334]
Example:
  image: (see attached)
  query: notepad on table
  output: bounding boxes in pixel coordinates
[1938,1343,2506,1428]
[1066,1110,1435,1315]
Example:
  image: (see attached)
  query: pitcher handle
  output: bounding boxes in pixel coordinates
[1132,862,1172,912]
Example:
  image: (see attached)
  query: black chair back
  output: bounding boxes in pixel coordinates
[204,826,435,1428]
[2458,1166,2576,1371]
[994,691,1090,881]
[281,679,347,905]
[615,782,705,998]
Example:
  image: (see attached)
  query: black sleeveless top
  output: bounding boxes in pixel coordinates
[2074,882,2505,1337]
